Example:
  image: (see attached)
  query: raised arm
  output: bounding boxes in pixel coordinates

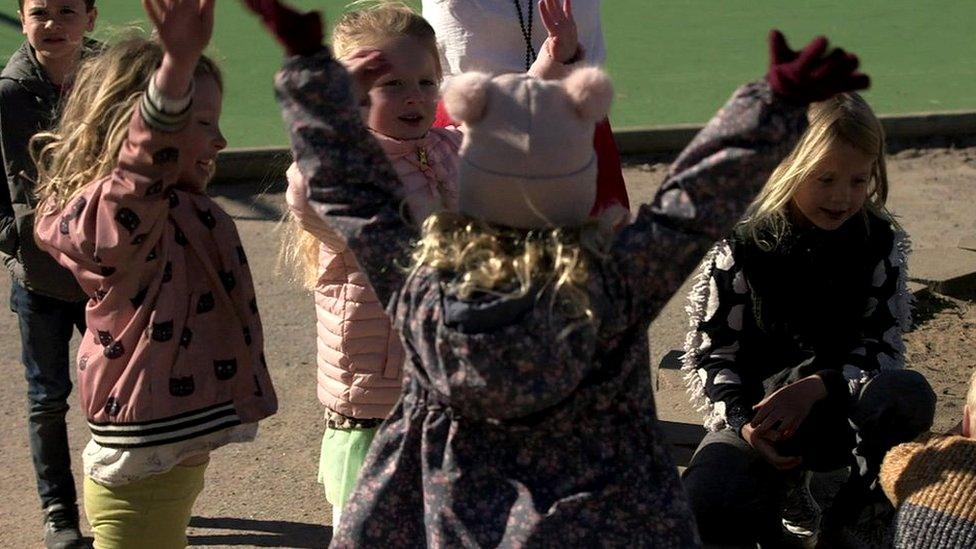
[284,162,347,253]
[36,0,217,276]
[527,0,582,80]
[248,0,416,305]
[612,31,870,322]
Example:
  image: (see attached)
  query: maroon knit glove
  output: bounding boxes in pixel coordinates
[242,0,323,56]
[766,29,870,104]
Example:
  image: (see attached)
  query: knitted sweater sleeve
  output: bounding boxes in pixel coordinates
[682,239,762,433]
[610,81,807,323]
[817,229,912,403]
[274,48,414,307]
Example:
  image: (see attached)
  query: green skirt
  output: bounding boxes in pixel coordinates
[318,426,378,511]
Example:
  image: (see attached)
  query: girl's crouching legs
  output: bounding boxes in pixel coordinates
[84,460,207,549]
[682,429,785,546]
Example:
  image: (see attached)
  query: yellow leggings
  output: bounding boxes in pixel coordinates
[84,463,207,549]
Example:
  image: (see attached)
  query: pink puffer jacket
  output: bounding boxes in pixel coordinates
[287,127,461,420]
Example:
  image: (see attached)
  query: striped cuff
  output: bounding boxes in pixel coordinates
[88,401,242,448]
[141,73,194,132]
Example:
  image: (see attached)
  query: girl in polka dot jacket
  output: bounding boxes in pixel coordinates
[681,91,936,546]
[32,1,277,544]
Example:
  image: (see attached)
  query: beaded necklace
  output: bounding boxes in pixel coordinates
[513,0,537,70]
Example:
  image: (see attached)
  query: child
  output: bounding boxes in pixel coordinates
[32,1,277,547]
[880,368,976,548]
[281,1,582,526]
[249,0,867,543]
[0,0,97,546]
[281,3,458,527]
[422,0,630,217]
[681,89,937,546]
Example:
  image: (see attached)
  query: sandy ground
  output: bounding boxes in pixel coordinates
[1,147,973,548]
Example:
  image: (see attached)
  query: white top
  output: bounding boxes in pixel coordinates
[83,423,258,487]
[422,0,606,76]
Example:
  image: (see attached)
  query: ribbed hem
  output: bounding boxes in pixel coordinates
[88,401,242,448]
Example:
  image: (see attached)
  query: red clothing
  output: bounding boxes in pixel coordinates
[434,100,629,215]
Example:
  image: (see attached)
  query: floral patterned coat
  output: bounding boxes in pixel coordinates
[274,48,807,548]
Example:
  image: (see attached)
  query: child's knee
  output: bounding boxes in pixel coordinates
[856,369,936,435]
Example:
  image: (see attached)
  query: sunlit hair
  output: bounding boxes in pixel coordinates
[32,31,222,214]
[332,0,440,74]
[279,1,441,290]
[409,212,613,335]
[739,93,892,250]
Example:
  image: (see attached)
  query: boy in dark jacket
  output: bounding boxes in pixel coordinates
[0,1,97,547]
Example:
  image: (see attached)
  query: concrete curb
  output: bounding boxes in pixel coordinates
[212,110,976,184]
[614,110,976,156]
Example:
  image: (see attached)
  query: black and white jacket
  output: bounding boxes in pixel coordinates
[682,210,912,433]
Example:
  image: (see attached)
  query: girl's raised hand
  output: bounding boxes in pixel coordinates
[144,0,215,69]
[143,0,214,99]
[240,0,323,56]
[342,49,391,106]
[539,0,580,63]
[766,29,870,104]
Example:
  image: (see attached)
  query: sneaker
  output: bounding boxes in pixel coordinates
[821,493,895,549]
[43,504,88,549]
[781,471,821,547]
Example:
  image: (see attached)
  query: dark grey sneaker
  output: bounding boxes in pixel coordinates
[43,504,88,549]
[781,471,821,548]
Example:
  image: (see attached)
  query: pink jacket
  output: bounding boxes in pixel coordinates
[35,110,277,449]
[287,127,461,420]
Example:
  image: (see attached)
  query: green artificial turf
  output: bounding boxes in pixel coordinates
[2,1,973,147]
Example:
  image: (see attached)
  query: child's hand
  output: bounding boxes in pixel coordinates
[143,0,215,97]
[750,375,827,442]
[342,49,391,106]
[241,0,323,56]
[742,423,803,470]
[766,29,870,104]
[539,0,580,63]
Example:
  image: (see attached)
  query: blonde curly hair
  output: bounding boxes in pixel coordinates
[410,212,613,333]
[32,32,221,214]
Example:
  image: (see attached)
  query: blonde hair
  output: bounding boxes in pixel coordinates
[280,1,440,290]
[410,213,610,334]
[32,32,222,214]
[332,0,440,72]
[739,93,891,250]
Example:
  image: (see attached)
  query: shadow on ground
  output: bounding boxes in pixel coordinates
[912,290,959,328]
[210,178,286,222]
[188,516,331,548]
